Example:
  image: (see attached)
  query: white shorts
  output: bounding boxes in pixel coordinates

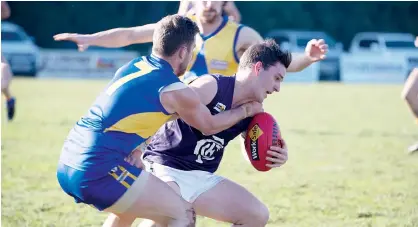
[143,159,224,203]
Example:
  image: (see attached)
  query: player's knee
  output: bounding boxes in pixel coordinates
[167,215,195,227]
[237,202,269,226]
[102,213,136,227]
[252,203,270,226]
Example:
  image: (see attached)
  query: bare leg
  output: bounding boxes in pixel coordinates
[135,182,192,227]
[1,56,15,121]
[402,69,418,153]
[193,179,269,227]
[1,55,13,100]
[103,174,194,227]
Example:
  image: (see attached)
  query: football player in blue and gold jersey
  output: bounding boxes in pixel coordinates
[56,15,262,227]
[54,1,328,84]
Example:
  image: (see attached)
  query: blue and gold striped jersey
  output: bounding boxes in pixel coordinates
[182,15,244,84]
[60,54,181,171]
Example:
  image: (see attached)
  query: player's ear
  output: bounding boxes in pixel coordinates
[178,45,187,61]
[253,61,263,76]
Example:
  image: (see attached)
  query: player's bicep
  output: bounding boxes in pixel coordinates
[162,88,214,134]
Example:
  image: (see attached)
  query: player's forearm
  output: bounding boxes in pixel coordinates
[202,107,248,135]
[83,24,155,48]
[287,53,313,72]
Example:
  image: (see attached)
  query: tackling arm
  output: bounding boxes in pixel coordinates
[161,87,261,135]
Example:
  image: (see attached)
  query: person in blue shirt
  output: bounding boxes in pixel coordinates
[56,15,262,227]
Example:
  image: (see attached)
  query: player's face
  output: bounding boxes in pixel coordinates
[255,62,286,102]
[195,0,223,24]
[176,42,196,76]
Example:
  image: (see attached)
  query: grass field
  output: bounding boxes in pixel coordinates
[2,77,418,227]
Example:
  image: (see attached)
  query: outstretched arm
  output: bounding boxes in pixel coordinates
[53,24,156,51]
[236,27,328,72]
[287,39,328,72]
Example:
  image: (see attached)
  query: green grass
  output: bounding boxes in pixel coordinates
[2,78,418,227]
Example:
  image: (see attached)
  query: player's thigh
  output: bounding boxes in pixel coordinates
[1,55,8,63]
[136,181,187,227]
[193,178,269,224]
[117,174,191,222]
[402,69,418,97]
[1,64,12,89]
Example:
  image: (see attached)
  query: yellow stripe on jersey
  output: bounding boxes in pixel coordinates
[104,112,172,138]
[106,61,154,95]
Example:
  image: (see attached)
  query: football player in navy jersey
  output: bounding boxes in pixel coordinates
[120,39,291,227]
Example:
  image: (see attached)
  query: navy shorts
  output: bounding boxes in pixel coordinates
[57,160,145,211]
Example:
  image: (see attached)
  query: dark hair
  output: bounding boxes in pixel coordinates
[152,15,199,57]
[239,39,292,70]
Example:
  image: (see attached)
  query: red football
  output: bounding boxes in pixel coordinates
[244,112,283,172]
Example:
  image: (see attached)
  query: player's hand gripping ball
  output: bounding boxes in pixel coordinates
[244,112,284,172]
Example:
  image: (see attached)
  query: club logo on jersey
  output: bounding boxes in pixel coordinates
[194,135,225,164]
[248,124,263,161]
[210,59,228,70]
[214,102,226,112]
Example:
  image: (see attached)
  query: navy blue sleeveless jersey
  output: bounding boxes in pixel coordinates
[143,75,252,173]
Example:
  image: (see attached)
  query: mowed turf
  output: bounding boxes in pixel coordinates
[2,77,418,227]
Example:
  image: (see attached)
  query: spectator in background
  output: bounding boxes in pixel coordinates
[1,1,16,121]
[178,0,241,23]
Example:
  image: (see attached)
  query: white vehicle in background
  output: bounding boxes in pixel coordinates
[1,21,41,76]
[341,32,418,83]
[265,29,344,82]
[349,32,418,74]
